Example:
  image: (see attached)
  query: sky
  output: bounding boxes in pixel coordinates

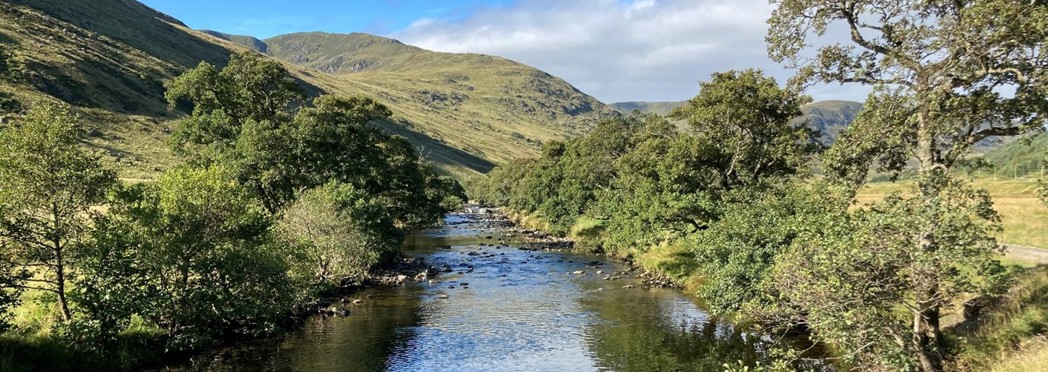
[139,0,868,103]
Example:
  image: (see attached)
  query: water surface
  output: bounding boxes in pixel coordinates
[183,212,793,371]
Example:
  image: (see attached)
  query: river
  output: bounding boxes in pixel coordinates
[178,210,817,371]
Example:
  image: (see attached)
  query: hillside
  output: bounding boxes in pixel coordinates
[0,1,616,180]
[237,32,618,170]
[611,99,863,144]
[801,100,863,144]
[979,132,1047,178]
[0,0,245,178]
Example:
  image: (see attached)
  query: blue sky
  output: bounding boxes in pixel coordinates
[139,0,867,103]
[140,0,513,39]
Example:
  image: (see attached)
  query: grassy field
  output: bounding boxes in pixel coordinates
[856,178,1048,248]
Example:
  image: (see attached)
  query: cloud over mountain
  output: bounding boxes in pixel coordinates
[395,0,868,103]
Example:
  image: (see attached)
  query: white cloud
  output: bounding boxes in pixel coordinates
[393,0,868,103]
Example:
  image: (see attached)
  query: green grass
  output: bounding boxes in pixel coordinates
[949,265,1048,371]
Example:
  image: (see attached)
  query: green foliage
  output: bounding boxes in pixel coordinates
[768,2,1048,370]
[978,132,1048,179]
[277,182,402,288]
[669,69,817,190]
[950,266,1048,371]
[688,181,849,316]
[102,166,293,351]
[595,133,719,252]
[166,52,460,225]
[0,101,116,321]
[766,178,1008,370]
[474,70,816,257]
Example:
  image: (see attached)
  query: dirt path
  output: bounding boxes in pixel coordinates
[1004,244,1048,264]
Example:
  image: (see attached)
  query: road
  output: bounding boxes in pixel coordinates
[1005,244,1048,264]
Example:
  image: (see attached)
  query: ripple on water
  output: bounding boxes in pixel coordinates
[179,215,804,372]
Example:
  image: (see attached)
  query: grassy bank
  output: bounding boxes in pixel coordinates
[502,209,704,292]
[948,265,1048,371]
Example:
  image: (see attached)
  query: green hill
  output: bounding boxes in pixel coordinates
[0,1,618,180]
[246,32,618,171]
[980,132,1047,178]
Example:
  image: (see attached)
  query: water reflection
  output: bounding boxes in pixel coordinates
[177,213,807,371]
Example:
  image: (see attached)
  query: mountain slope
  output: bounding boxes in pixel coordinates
[255,32,619,168]
[0,0,251,178]
[200,30,268,53]
[979,132,1047,178]
[0,1,616,179]
[801,100,863,144]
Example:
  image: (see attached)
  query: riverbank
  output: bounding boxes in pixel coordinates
[171,205,797,371]
[501,208,688,291]
[496,205,1048,371]
[0,238,448,372]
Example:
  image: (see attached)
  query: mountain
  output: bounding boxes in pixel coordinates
[610,101,684,116]
[200,30,267,53]
[610,99,864,144]
[0,1,617,180]
[801,100,863,144]
[223,32,618,171]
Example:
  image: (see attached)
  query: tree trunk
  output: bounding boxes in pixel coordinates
[913,310,943,372]
[56,250,71,322]
[912,109,944,372]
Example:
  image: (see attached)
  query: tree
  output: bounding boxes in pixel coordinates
[669,69,818,190]
[597,70,815,253]
[768,2,1048,370]
[689,181,848,316]
[277,182,401,287]
[112,166,293,350]
[769,180,1006,370]
[769,0,1048,179]
[0,101,116,321]
[166,52,461,222]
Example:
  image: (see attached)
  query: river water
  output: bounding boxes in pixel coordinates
[180,211,809,371]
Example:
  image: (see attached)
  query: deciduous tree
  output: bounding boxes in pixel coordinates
[0,101,116,321]
[767,2,1048,369]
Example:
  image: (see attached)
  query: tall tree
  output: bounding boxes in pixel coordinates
[0,101,116,321]
[165,52,459,223]
[767,1,1048,370]
[669,69,817,190]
